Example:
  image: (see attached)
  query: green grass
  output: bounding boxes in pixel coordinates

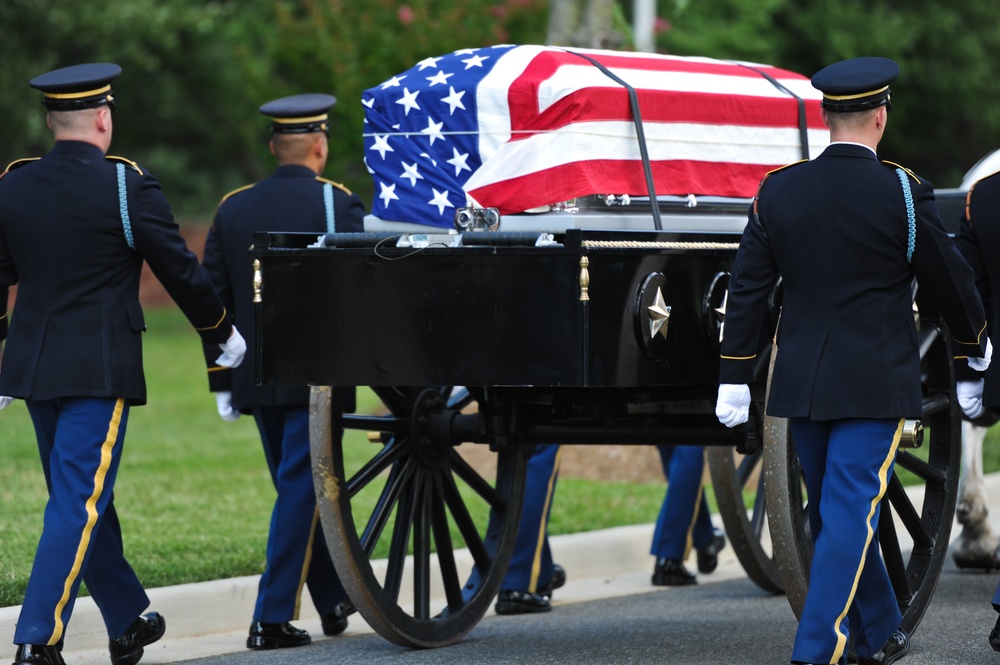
[0,306,670,609]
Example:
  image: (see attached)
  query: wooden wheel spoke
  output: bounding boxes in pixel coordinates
[372,386,415,415]
[341,413,409,436]
[737,450,761,487]
[384,474,419,602]
[920,393,950,417]
[430,470,465,612]
[878,496,914,609]
[885,475,934,551]
[440,464,491,568]
[413,475,432,621]
[894,450,947,486]
[750,484,767,538]
[347,438,409,499]
[360,458,414,557]
[447,449,506,509]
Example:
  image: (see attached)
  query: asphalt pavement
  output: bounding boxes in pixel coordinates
[5,475,1000,665]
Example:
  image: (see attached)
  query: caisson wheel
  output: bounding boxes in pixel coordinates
[309,386,527,647]
[764,316,961,634]
[707,445,783,593]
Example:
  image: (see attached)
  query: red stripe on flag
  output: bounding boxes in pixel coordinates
[506,89,823,139]
[467,159,781,214]
[507,49,816,128]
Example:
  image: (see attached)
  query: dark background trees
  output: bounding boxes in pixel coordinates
[0,0,997,220]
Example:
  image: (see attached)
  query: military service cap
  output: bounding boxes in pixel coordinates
[29,63,121,111]
[811,57,899,113]
[259,93,336,134]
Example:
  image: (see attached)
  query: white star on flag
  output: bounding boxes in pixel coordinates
[420,117,445,145]
[380,74,406,89]
[370,134,394,159]
[426,70,453,86]
[441,86,466,115]
[395,88,420,115]
[446,148,471,176]
[379,181,399,208]
[416,56,442,70]
[400,161,424,187]
[461,55,489,70]
[428,188,454,215]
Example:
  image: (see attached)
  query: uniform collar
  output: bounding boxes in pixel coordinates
[51,140,106,158]
[821,141,878,160]
[272,164,318,179]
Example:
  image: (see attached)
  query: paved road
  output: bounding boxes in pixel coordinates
[157,560,1000,665]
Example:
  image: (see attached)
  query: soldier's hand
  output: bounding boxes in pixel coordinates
[216,326,247,368]
[215,391,240,421]
[957,379,985,419]
[969,337,993,372]
[716,383,750,428]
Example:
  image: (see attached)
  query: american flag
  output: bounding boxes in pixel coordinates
[362,44,828,229]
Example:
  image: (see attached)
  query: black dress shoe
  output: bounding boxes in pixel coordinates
[857,629,909,665]
[109,612,166,665]
[652,558,697,586]
[697,528,727,574]
[320,600,356,637]
[990,614,1000,652]
[494,589,552,615]
[538,564,567,596]
[13,644,66,665]
[246,621,311,650]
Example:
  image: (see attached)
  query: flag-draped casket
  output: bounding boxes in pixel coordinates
[362,45,829,229]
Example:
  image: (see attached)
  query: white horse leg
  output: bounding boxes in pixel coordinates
[953,420,1000,570]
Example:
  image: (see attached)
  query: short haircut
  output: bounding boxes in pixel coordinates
[47,107,99,135]
[825,107,880,132]
[272,132,322,163]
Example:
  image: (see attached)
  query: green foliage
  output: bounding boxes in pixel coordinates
[657,0,1000,186]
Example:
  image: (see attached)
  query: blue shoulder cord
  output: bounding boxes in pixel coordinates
[117,163,136,250]
[323,182,336,233]
[896,167,916,263]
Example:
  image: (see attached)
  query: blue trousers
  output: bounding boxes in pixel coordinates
[650,445,716,560]
[252,406,346,623]
[790,418,903,665]
[16,398,149,646]
[501,444,561,593]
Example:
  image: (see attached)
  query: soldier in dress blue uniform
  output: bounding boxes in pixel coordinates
[491,444,566,615]
[649,444,726,586]
[200,94,364,650]
[0,63,246,665]
[953,171,1000,652]
[715,57,991,665]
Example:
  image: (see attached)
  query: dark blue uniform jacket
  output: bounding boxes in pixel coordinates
[720,143,987,420]
[956,171,1000,406]
[0,140,232,404]
[201,164,365,411]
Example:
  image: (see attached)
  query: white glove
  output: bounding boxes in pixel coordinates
[716,383,751,428]
[216,326,247,368]
[215,391,240,421]
[0,395,13,410]
[957,379,985,419]
[969,337,993,372]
